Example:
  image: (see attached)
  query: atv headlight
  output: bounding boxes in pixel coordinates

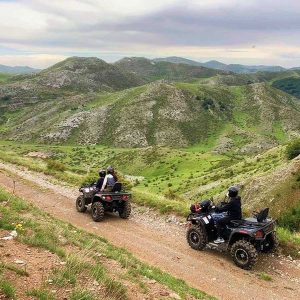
[84,188,90,193]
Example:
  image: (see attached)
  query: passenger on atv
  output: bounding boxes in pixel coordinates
[214,186,242,243]
[100,166,118,192]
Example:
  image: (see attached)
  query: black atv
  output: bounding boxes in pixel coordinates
[186,200,278,269]
[76,182,131,222]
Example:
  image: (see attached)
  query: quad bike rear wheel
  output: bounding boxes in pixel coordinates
[231,240,258,270]
[91,202,105,222]
[119,201,131,219]
[76,195,87,213]
[261,232,279,253]
[186,225,207,250]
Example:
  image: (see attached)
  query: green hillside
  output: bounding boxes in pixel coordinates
[1,78,299,151]
[0,56,300,152]
[0,73,13,84]
[272,76,300,99]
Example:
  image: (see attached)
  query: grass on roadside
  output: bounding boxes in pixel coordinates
[26,288,55,300]
[277,227,300,257]
[0,278,16,299]
[258,272,273,281]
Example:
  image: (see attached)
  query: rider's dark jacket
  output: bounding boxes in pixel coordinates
[216,196,242,220]
[96,178,104,190]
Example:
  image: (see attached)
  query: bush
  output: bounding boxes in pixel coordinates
[1,95,11,101]
[286,139,300,160]
[47,160,67,172]
[278,201,300,232]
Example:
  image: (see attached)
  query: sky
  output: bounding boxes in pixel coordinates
[0,0,300,68]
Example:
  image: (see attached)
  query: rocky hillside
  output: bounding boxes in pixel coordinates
[1,56,300,150]
[1,76,300,151]
[38,57,143,91]
[0,57,143,106]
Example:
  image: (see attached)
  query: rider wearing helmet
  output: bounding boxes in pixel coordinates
[100,166,118,191]
[214,186,242,243]
[96,170,106,190]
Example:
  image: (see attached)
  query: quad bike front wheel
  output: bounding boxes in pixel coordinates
[186,225,207,250]
[76,195,87,213]
[261,232,279,253]
[231,240,258,270]
[91,202,105,222]
[119,201,131,219]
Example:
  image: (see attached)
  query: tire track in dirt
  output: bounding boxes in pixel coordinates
[0,162,299,300]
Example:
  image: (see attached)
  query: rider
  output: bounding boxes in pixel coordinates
[214,186,242,243]
[96,170,106,190]
[100,166,118,191]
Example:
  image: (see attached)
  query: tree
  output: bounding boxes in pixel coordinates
[286,139,300,160]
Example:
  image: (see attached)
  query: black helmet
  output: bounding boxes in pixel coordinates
[228,186,238,197]
[99,170,106,177]
[107,166,114,173]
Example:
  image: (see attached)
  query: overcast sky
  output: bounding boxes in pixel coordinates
[1,0,300,68]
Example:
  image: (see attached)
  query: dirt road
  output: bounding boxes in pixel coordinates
[0,161,299,300]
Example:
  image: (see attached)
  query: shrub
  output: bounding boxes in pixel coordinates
[1,95,11,101]
[278,202,300,232]
[47,160,67,172]
[163,189,182,201]
[286,139,300,160]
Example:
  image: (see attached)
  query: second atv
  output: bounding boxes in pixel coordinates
[76,182,131,221]
[186,200,278,269]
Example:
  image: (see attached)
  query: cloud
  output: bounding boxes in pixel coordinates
[0,0,300,67]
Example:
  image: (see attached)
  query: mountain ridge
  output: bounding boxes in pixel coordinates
[154,56,287,74]
[0,64,40,74]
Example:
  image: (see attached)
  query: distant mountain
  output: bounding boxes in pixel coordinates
[224,64,286,74]
[37,56,143,92]
[114,57,229,82]
[203,60,228,70]
[153,56,203,66]
[154,57,287,74]
[0,64,40,74]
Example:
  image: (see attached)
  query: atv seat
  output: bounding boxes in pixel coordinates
[244,217,257,223]
[111,182,122,192]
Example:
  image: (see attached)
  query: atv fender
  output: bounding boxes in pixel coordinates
[92,195,101,204]
[189,215,210,227]
[228,231,251,246]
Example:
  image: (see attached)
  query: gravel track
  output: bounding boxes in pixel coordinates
[0,161,299,300]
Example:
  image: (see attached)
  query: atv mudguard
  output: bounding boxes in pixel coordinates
[187,213,212,227]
